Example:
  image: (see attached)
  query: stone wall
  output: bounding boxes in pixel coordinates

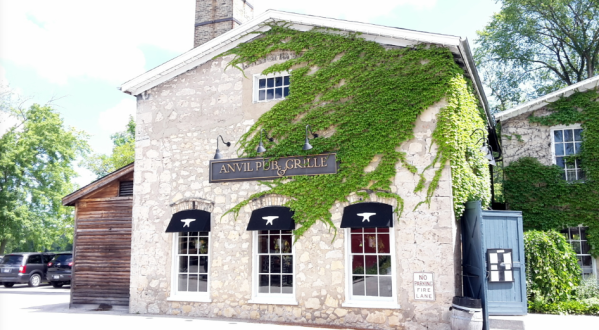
[130,52,460,329]
[499,109,555,167]
[194,0,253,47]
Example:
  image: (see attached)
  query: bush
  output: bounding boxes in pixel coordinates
[524,230,581,303]
[528,299,599,315]
[576,278,599,300]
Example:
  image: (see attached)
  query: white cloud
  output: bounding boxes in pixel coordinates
[252,0,437,22]
[98,98,136,134]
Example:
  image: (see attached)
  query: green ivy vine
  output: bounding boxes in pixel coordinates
[503,90,599,256]
[218,23,491,238]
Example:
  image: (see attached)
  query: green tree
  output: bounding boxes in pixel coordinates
[0,102,89,254]
[83,116,135,178]
[475,0,599,111]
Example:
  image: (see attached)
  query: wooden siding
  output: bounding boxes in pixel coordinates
[72,196,132,306]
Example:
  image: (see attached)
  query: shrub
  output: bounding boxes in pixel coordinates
[524,230,581,303]
[528,299,599,315]
[576,278,599,300]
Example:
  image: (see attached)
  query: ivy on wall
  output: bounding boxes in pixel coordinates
[503,90,599,256]
[219,23,490,237]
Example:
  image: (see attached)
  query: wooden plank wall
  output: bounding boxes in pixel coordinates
[72,182,133,306]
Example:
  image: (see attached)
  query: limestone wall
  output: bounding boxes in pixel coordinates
[194,0,253,47]
[499,109,554,167]
[130,53,460,330]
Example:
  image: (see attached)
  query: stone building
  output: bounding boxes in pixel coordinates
[496,75,599,280]
[118,2,496,329]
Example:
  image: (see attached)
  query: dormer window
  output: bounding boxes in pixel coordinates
[254,74,290,102]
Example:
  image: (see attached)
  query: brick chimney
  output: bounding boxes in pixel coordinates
[194,0,254,48]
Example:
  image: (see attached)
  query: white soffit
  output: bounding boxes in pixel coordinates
[496,75,599,121]
[119,10,465,96]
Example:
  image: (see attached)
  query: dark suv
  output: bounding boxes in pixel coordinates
[0,252,55,287]
[46,252,72,288]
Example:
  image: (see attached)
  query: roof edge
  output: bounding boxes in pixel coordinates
[62,162,135,206]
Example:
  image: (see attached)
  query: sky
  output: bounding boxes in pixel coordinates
[0,0,502,187]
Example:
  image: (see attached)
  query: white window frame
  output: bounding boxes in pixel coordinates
[562,226,597,280]
[167,230,212,303]
[252,72,291,103]
[248,230,298,305]
[342,227,400,309]
[550,124,583,181]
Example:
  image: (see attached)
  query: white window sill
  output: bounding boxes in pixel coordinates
[342,300,401,309]
[248,296,298,306]
[167,295,212,303]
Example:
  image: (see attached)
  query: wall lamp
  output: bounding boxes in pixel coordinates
[214,135,231,160]
[302,125,319,151]
[471,128,496,166]
[257,129,274,154]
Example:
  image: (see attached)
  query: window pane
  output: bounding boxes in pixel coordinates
[554,130,563,143]
[351,234,364,253]
[571,242,582,254]
[269,235,280,253]
[267,78,274,88]
[200,231,209,237]
[379,276,393,297]
[364,234,377,253]
[259,255,269,273]
[565,143,575,155]
[352,276,365,296]
[284,76,290,85]
[281,235,292,253]
[281,230,292,234]
[259,230,270,235]
[282,255,293,273]
[352,255,364,274]
[554,143,564,156]
[179,256,188,273]
[283,87,289,97]
[189,256,199,273]
[259,90,265,101]
[266,89,274,100]
[189,274,198,292]
[365,276,378,296]
[365,255,378,275]
[199,256,208,273]
[275,87,282,99]
[379,255,392,275]
[271,256,281,273]
[564,130,573,142]
[581,228,587,240]
[351,228,363,233]
[270,275,281,293]
[282,275,293,294]
[571,228,580,240]
[377,227,389,233]
[275,77,283,87]
[188,238,198,254]
[198,275,208,292]
[574,129,583,141]
[364,228,376,233]
[259,78,266,88]
[189,232,199,237]
[179,237,188,254]
[259,275,269,293]
[178,274,187,291]
[555,157,565,168]
[377,234,390,253]
[575,142,582,153]
[199,237,209,254]
[581,241,590,254]
[258,235,268,253]
[581,256,592,267]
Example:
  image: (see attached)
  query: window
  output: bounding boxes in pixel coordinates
[344,227,399,308]
[254,74,290,102]
[119,181,133,196]
[552,126,584,181]
[27,255,42,264]
[170,231,210,301]
[561,227,596,280]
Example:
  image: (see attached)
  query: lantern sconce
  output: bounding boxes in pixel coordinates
[214,135,231,160]
[471,128,496,166]
[256,129,274,154]
[302,125,319,151]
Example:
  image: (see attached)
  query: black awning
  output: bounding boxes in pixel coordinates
[340,202,393,228]
[246,206,295,231]
[165,210,211,233]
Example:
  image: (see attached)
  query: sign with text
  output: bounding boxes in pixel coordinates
[209,153,337,183]
[413,272,435,301]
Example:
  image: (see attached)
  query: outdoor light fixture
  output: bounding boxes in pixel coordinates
[302,125,319,151]
[214,135,231,160]
[471,128,496,166]
[256,129,274,154]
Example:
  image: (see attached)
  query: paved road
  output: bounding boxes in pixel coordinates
[1,283,597,330]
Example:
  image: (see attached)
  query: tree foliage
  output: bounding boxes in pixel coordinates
[0,101,89,254]
[475,0,599,111]
[83,116,135,178]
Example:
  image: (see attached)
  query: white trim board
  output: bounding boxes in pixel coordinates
[496,75,599,122]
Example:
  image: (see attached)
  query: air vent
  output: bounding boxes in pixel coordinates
[119,181,134,196]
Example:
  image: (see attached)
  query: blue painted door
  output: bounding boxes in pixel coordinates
[461,201,489,330]
[481,210,527,315]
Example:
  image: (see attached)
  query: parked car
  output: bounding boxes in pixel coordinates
[46,252,72,288]
[0,252,55,287]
